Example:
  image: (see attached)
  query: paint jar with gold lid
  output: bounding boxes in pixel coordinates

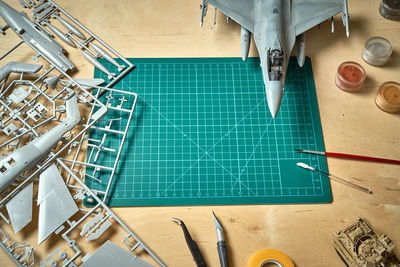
[375,81,400,113]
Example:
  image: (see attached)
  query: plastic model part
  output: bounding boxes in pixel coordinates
[0,0,165,266]
[0,228,35,266]
[0,0,134,88]
[333,218,400,267]
[0,92,80,193]
[0,72,163,265]
[80,241,154,267]
[5,183,33,233]
[79,211,115,242]
[37,163,79,244]
[0,62,43,84]
[81,87,138,204]
[0,0,75,72]
[199,0,349,118]
[40,248,67,267]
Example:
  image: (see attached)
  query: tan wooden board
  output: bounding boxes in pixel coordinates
[0,0,399,266]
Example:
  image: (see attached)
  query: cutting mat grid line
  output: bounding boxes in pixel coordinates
[85,57,331,206]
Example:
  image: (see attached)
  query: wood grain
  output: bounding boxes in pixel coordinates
[0,0,399,266]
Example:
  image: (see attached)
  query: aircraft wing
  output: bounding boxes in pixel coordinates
[37,163,79,244]
[6,183,33,233]
[207,0,256,32]
[294,0,343,36]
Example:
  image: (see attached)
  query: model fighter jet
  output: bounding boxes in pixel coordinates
[200,0,349,118]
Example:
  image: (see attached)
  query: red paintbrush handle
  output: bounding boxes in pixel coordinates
[326,152,400,165]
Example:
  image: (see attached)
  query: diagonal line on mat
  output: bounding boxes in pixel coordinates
[229,117,273,192]
[208,153,255,193]
[121,78,265,195]
[159,98,267,195]
[211,154,256,194]
[101,66,255,190]
[204,98,266,153]
[228,93,288,192]
[121,77,266,155]
[159,153,209,196]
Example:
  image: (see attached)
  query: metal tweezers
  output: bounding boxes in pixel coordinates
[172,217,207,267]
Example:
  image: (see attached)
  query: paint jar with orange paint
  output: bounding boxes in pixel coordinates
[335,61,366,92]
[375,81,400,113]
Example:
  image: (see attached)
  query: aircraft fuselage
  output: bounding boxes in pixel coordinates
[0,94,80,192]
[252,0,296,117]
[0,0,75,72]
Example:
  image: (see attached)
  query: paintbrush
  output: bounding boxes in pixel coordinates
[295,149,400,165]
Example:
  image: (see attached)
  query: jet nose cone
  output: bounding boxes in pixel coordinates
[265,81,283,118]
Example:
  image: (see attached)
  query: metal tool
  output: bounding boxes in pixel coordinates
[172,217,207,267]
[212,212,229,267]
[297,163,372,194]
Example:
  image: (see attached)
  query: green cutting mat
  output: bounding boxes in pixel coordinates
[85,57,331,206]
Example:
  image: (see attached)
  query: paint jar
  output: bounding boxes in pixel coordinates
[362,37,393,66]
[375,81,400,113]
[335,61,366,92]
[380,0,400,20]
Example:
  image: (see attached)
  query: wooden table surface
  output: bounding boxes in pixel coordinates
[0,0,399,266]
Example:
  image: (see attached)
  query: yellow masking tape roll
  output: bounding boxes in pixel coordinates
[248,249,295,267]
